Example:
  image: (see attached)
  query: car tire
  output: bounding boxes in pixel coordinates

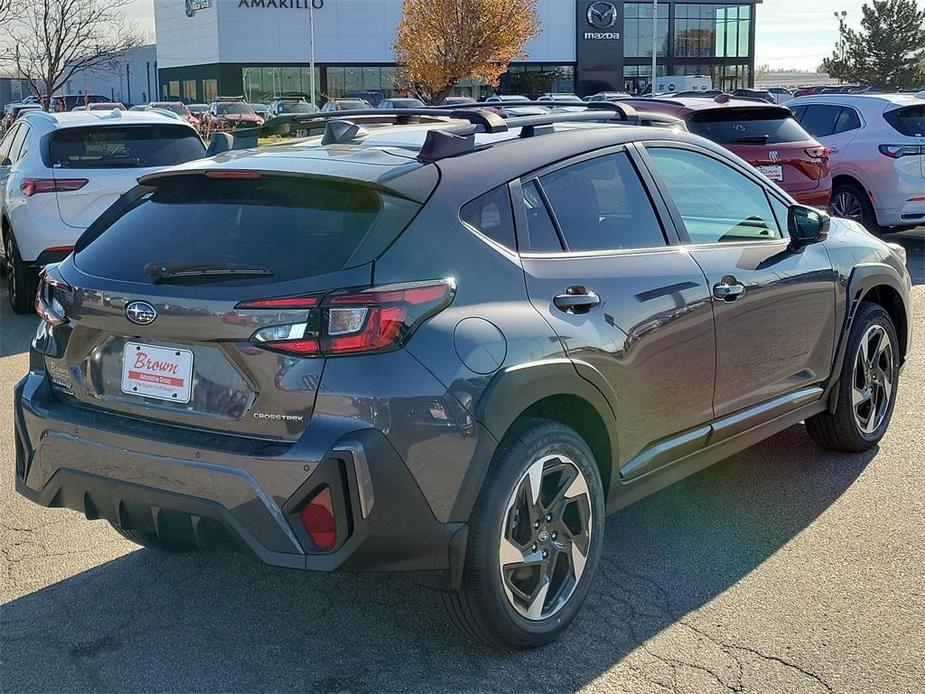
[108,522,197,553]
[829,182,886,234]
[5,231,38,315]
[806,303,900,452]
[443,418,605,649]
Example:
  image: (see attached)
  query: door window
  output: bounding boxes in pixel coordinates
[538,152,666,252]
[647,147,782,243]
[520,180,563,253]
[0,124,19,163]
[833,107,862,134]
[795,104,841,137]
[11,124,30,161]
[7,124,28,164]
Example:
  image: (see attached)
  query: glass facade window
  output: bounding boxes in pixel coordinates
[242,67,321,105]
[324,66,397,100]
[624,3,669,58]
[202,79,218,103]
[182,80,196,102]
[503,65,575,95]
[623,64,668,94]
[675,4,751,59]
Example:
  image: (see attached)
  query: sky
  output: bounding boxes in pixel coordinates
[123,0,925,72]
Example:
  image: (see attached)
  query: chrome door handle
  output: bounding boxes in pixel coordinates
[713,278,746,301]
[553,286,601,314]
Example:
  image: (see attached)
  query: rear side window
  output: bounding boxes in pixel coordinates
[461,185,517,250]
[7,124,28,164]
[47,125,205,169]
[75,175,421,284]
[688,107,813,144]
[883,105,925,136]
[0,124,19,162]
[539,152,666,252]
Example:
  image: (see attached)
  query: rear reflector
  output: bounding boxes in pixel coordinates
[21,178,88,196]
[299,487,336,551]
[235,294,321,310]
[244,278,455,357]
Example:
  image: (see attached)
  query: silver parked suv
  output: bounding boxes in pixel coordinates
[14,104,912,648]
[788,92,925,233]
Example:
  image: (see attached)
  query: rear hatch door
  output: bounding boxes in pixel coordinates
[48,123,206,229]
[883,102,925,179]
[688,106,827,193]
[48,171,423,441]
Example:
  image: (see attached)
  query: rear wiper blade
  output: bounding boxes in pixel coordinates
[145,262,274,283]
[729,135,770,144]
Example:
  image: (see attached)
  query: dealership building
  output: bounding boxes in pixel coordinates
[155,0,761,104]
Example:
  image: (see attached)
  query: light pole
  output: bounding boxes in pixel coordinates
[834,10,847,84]
[309,0,317,107]
[652,0,658,93]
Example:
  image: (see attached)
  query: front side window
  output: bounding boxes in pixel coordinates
[538,152,666,252]
[834,107,862,134]
[646,147,782,243]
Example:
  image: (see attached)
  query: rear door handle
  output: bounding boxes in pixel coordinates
[713,277,746,302]
[554,286,601,314]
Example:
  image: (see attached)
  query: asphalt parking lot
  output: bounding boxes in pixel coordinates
[1,228,922,694]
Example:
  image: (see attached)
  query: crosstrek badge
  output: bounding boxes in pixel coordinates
[121,342,194,403]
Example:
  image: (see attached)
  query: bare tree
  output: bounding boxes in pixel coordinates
[0,0,13,27]
[11,0,142,110]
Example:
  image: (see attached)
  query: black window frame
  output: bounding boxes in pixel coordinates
[511,143,681,257]
[0,124,21,163]
[636,140,793,247]
[7,123,29,165]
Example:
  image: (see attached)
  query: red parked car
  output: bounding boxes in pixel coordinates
[201,97,264,132]
[624,95,832,207]
[149,101,201,130]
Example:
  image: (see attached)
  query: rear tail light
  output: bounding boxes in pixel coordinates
[240,278,455,357]
[35,266,70,326]
[879,144,925,158]
[804,146,831,159]
[21,178,88,196]
[299,487,337,550]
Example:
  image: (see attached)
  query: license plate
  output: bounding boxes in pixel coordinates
[758,164,783,181]
[121,342,193,403]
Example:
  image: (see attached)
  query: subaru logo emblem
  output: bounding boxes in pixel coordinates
[125,301,157,325]
[587,1,618,29]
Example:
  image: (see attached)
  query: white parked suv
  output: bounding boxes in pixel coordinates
[787,92,924,233]
[0,110,205,312]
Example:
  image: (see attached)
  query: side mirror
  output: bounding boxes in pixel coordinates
[205,132,233,157]
[788,205,830,249]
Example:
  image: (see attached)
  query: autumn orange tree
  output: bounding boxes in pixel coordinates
[394,0,541,104]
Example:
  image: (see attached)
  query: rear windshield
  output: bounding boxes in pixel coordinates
[216,103,253,115]
[74,175,420,284]
[883,105,925,137]
[47,125,204,169]
[688,108,813,144]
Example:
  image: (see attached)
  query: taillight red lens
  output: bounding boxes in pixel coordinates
[299,487,336,551]
[205,170,262,179]
[242,279,455,357]
[804,146,831,159]
[21,178,88,196]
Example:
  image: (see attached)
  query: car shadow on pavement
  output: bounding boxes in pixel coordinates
[1,425,875,693]
[0,290,37,358]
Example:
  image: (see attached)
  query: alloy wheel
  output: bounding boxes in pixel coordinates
[498,453,593,621]
[852,324,894,435]
[831,190,864,223]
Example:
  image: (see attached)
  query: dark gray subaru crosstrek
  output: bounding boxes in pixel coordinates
[14,105,912,649]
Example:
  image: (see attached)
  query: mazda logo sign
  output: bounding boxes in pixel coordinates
[125,301,158,326]
[587,2,618,29]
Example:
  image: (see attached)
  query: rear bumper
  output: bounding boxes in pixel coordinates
[14,370,466,585]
